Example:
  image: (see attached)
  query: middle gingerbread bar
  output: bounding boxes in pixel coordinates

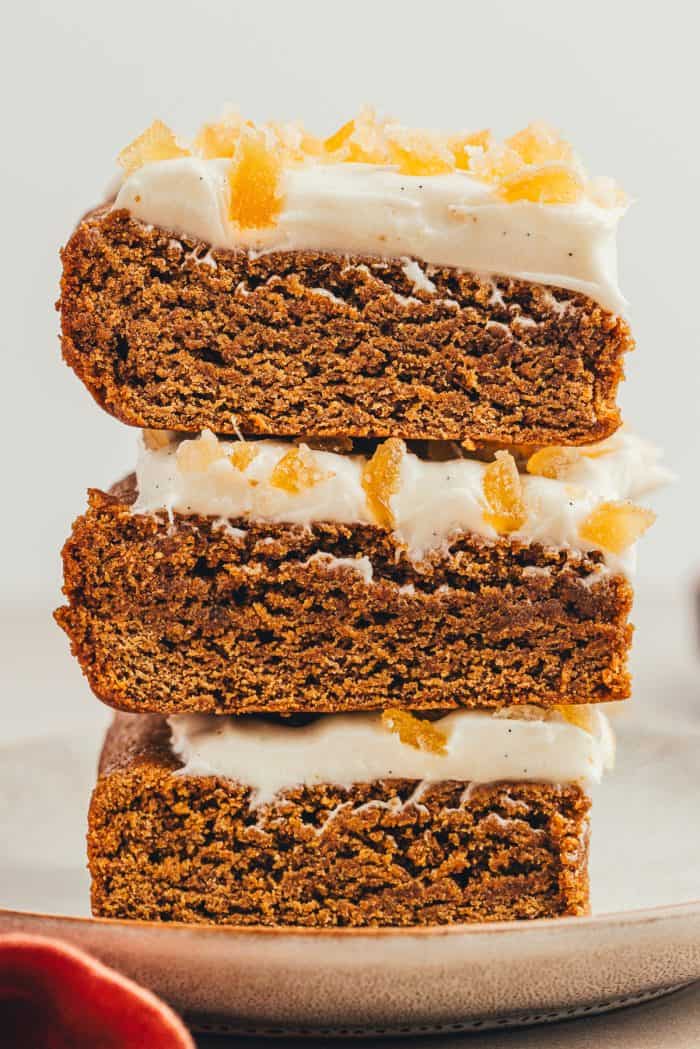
[56,430,664,716]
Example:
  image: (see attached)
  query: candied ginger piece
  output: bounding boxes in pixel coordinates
[381,709,448,756]
[269,120,322,163]
[506,122,574,166]
[269,445,333,494]
[193,109,245,159]
[323,107,390,164]
[470,143,524,183]
[176,430,224,473]
[324,118,356,154]
[553,704,595,733]
[526,446,583,479]
[118,120,189,175]
[499,163,584,204]
[228,127,283,230]
[229,443,258,472]
[448,129,492,170]
[482,451,527,534]
[578,501,655,554]
[361,438,405,529]
[386,127,454,176]
[299,130,324,158]
[142,429,175,452]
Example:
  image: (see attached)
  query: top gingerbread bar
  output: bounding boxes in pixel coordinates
[59,108,632,445]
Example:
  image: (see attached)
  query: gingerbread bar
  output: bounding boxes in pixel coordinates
[55,430,664,715]
[59,111,632,446]
[88,707,613,926]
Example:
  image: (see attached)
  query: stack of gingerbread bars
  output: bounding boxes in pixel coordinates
[56,109,666,926]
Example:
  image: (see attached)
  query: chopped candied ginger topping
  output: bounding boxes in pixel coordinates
[229,443,258,472]
[176,430,223,473]
[141,428,175,452]
[482,451,527,534]
[448,130,492,170]
[381,709,448,756]
[361,438,405,529]
[269,120,323,163]
[323,118,355,153]
[193,108,245,159]
[578,501,656,554]
[498,163,585,205]
[118,120,189,175]
[227,127,283,230]
[527,439,628,477]
[119,111,624,208]
[269,444,333,494]
[506,122,576,167]
[469,143,524,183]
[526,446,583,479]
[192,108,323,164]
[471,121,591,204]
[553,704,595,733]
[323,106,392,164]
[385,127,454,176]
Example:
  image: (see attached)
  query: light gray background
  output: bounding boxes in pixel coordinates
[2,0,696,608]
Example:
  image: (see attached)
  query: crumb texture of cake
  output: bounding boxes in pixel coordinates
[88,713,593,926]
[55,477,635,714]
[60,208,631,445]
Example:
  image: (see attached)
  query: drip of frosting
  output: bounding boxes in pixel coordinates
[167,706,615,808]
[113,158,626,312]
[133,430,668,573]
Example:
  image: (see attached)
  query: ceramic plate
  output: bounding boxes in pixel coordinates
[1,592,699,1037]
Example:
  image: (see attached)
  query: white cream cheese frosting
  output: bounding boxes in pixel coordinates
[114,158,626,313]
[133,429,668,573]
[167,706,615,808]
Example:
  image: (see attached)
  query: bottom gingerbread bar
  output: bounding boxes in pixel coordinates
[88,708,614,926]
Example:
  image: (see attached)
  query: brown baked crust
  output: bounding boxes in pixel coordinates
[55,480,633,715]
[59,208,631,445]
[88,713,591,926]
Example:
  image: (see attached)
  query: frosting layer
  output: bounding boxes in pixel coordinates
[168,707,615,807]
[114,158,626,312]
[134,430,667,573]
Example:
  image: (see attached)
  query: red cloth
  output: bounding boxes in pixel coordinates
[0,933,194,1048]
